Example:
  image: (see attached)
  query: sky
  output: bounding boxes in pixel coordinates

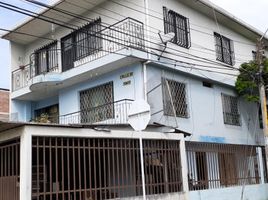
[0,0,268,89]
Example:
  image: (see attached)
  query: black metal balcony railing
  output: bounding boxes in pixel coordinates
[11,17,145,91]
[37,99,133,125]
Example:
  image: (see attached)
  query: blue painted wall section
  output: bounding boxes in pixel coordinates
[199,136,226,143]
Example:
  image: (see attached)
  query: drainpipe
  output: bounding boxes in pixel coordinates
[143,0,151,102]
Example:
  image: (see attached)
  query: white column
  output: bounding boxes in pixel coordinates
[258,147,265,184]
[180,136,189,200]
[20,129,32,200]
[139,136,147,200]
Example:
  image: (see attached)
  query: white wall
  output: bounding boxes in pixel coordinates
[189,184,268,200]
[147,65,263,145]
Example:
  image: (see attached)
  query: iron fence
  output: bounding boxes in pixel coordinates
[186,142,265,191]
[74,17,145,67]
[45,99,133,125]
[11,17,145,91]
[0,139,20,200]
[32,137,183,200]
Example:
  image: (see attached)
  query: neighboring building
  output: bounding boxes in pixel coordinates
[1,0,268,200]
[0,88,9,122]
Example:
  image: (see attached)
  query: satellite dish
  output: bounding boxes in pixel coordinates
[158,31,175,60]
[159,32,175,44]
[128,99,151,131]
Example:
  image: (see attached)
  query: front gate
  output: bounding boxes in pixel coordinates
[0,139,20,200]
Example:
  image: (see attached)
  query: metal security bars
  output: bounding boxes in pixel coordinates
[61,18,102,71]
[12,65,31,91]
[0,139,20,200]
[32,137,183,200]
[214,32,235,66]
[32,41,59,76]
[143,140,183,195]
[11,18,145,91]
[163,7,191,49]
[162,78,189,118]
[221,94,240,126]
[58,99,133,125]
[186,142,264,191]
[80,82,114,124]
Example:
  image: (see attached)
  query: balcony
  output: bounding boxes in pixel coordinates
[32,99,133,125]
[11,18,145,92]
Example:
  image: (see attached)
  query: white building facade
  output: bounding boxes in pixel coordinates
[1,0,268,199]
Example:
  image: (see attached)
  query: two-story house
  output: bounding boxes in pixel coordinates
[1,0,268,199]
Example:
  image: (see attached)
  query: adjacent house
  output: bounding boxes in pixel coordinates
[1,0,268,200]
[0,88,9,122]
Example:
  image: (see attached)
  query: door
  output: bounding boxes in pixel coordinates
[61,34,75,72]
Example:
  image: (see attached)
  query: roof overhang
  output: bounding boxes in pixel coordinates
[2,0,267,46]
[183,0,268,45]
[1,0,106,45]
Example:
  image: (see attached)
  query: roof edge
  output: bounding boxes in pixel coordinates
[197,0,268,41]
[1,0,64,40]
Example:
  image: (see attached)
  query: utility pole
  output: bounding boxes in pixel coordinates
[257,37,268,176]
[257,39,268,137]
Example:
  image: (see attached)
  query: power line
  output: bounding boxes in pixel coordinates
[106,0,258,47]
[65,0,255,64]
[17,0,246,70]
[0,1,243,77]
[0,28,55,40]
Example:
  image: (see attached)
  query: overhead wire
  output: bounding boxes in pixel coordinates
[10,0,243,72]
[0,0,246,77]
[67,0,255,64]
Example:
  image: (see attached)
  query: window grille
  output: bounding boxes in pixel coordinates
[214,32,235,65]
[80,82,114,123]
[221,94,240,126]
[32,137,183,199]
[162,78,189,118]
[143,140,183,194]
[61,18,102,72]
[186,142,265,191]
[163,7,191,49]
[34,104,59,123]
[33,41,58,76]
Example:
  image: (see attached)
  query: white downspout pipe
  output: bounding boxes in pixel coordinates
[143,0,151,102]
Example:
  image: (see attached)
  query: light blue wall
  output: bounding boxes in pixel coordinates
[59,63,144,116]
[147,64,263,145]
[11,100,32,122]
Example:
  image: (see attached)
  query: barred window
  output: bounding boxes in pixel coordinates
[214,33,235,65]
[162,78,188,118]
[34,104,59,123]
[61,18,102,72]
[186,142,263,191]
[221,94,240,126]
[34,41,58,75]
[80,82,114,123]
[163,7,191,49]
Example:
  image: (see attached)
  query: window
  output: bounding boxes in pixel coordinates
[252,50,266,61]
[221,94,240,126]
[34,104,59,123]
[214,33,235,65]
[163,7,191,48]
[33,41,58,76]
[61,18,102,71]
[80,82,114,123]
[162,78,188,118]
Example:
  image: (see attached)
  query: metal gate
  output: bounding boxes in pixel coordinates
[0,139,20,200]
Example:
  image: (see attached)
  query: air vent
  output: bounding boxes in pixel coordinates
[203,81,213,88]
